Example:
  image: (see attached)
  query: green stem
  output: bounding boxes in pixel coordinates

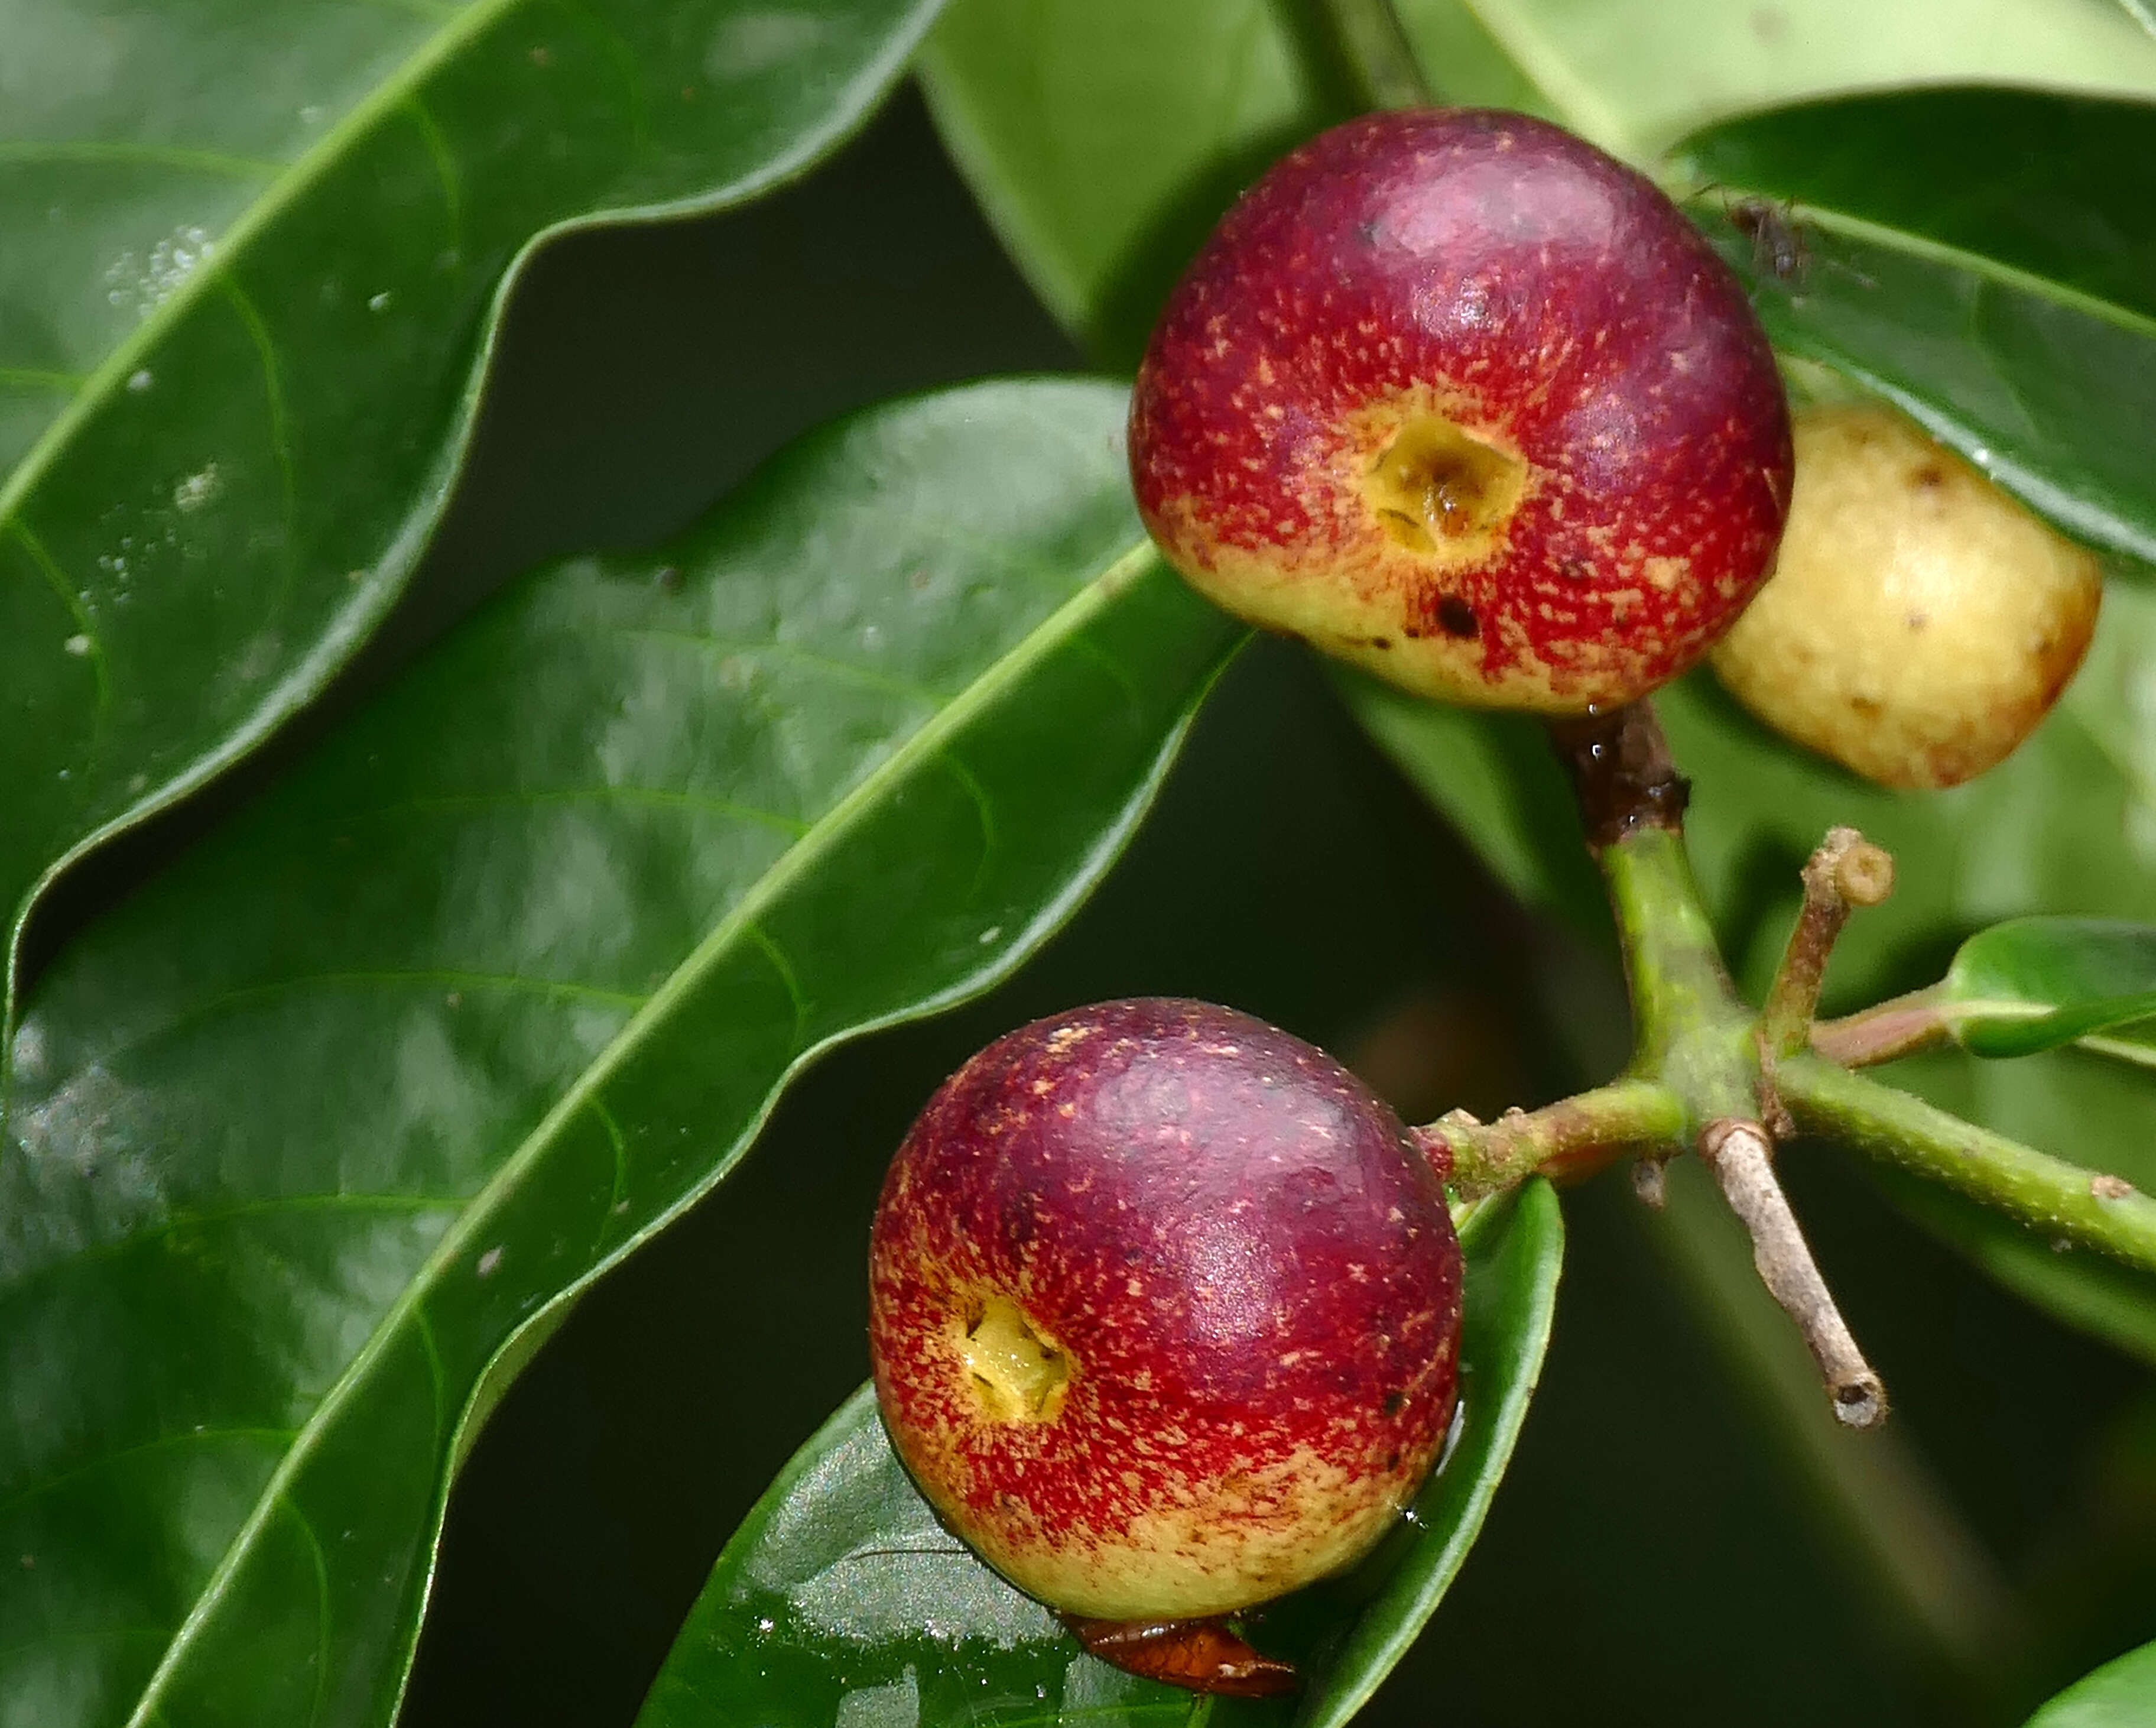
[1543,702,1756,1133]
[1310,0,1436,109]
[1779,1053,2156,1276]
[1599,825,1746,1092]
[1427,1078,1686,1198]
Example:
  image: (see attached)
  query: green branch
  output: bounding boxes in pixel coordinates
[1429,1078,1686,1198]
[1778,1054,2156,1276]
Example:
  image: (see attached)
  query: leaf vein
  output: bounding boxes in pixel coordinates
[0,1427,299,1525]
[621,628,952,708]
[82,968,645,1071]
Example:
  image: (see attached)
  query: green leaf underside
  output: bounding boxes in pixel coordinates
[2025,1636,2156,1726]
[1673,89,2156,567]
[635,1183,1563,1728]
[0,382,1242,1728]
[0,0,941,1023]
[1940,917,2156,1057]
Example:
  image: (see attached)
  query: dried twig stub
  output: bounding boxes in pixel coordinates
[1699,1119,1888,1428]
[1761,826,1896,1058]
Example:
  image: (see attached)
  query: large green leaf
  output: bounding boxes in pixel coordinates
[916,0,2156,364]
[635,1182,1563,1728]
[1674,88,2156,566]
[0,381,1242,1728]
[0,0,941,1026]
[2025,1638,2156,1727]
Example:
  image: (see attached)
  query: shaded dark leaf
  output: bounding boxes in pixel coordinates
[1673,87,2156,565]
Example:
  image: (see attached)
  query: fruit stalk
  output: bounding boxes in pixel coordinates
[1548,701,1889,1422]
[1430,1078,1685,1198]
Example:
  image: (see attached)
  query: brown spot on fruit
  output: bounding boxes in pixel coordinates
[1437,596,1479,639]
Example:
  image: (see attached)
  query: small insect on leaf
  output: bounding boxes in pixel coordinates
[1061,1614,1300,1697]
[1728,196,1809,285]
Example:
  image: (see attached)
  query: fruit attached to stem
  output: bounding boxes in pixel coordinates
[869,998,1462,1622]
[1710,403,2103,789]
[1129,108,1793,713]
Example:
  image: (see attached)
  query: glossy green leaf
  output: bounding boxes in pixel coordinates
[0,0,941,1023]
[0,381,1243,1728]
[1936,917,2156,1058]
[1673,87,2156,565]
[635,1182,1563,1728]
[2025,1636,2156,1727]
[916,0,2156,365]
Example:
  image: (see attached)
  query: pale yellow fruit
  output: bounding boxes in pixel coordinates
[1710,404,2102,789]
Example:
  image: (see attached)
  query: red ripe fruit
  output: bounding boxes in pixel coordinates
[1129,108,1793,712]
[868,999,1462,1622]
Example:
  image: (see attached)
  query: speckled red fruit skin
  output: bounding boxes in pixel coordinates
[868,999,1462,1622]
[1129,108,1793,712]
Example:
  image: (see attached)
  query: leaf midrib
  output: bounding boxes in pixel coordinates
[118,534,1162,1725]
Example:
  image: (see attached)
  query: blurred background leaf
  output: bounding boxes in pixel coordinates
[634,1184,1560,1728]
[0,382,1238,1728]
[0,0,942,1025]
[2025,1636,2156,1725]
